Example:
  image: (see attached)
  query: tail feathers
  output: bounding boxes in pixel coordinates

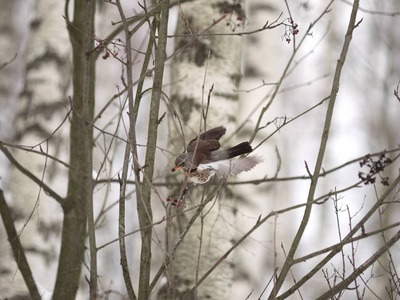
[227,142,253,158]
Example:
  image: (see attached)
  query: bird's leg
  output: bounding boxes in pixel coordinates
[173,183,197,207]
[166,182,197,208]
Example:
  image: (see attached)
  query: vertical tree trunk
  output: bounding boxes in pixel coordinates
[0,3,25,297]
[53,0,95,298]
[0,0,72,297]
[137,1,170,298]
[166,0,244,298]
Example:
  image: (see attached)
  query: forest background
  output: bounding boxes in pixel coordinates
[0,0,399,299]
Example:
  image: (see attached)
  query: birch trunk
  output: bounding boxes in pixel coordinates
[165,0,244,298]
[0,0,71,297]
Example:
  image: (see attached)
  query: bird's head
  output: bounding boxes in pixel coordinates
[171,153,196,172]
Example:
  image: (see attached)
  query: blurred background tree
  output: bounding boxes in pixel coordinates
[0,0,399,299]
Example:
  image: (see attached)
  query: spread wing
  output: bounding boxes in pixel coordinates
[197,156,262,177]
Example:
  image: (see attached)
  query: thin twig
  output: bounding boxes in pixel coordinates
[0,143,65,207]
[270,0,359,298]
[316,229,400,299]
[277,174,400,299]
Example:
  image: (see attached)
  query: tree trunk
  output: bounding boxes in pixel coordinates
[165,0,244,298]
[0,1,34,296]
[0,0,71,297]
[53,0,95,298]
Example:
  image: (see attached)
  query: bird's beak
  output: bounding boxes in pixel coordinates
[171,165,180,172]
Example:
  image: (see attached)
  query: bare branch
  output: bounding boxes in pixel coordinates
[0,190,41,299]
[0,143,65,207]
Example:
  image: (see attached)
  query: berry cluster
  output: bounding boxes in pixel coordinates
[166,196,186,208]
[93,34,125,60]
[358,152,392,186]
[282,18,299,44]
[223,3,247,32]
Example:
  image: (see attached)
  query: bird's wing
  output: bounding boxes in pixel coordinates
[187,126,226,147]
[194,126,226,142]
[185,127,226,162]
[186,139,212,165]
[197,156,262,177]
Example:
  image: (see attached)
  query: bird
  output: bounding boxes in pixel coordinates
[171,126,261,183]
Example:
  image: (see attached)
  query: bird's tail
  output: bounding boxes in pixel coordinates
[227,142,253,158]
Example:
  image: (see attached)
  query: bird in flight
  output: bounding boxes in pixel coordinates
[171,126,261,184]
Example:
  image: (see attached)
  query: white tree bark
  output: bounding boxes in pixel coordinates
[0,0,35,297]
[165,0,245,298]
[0,0,71,297]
